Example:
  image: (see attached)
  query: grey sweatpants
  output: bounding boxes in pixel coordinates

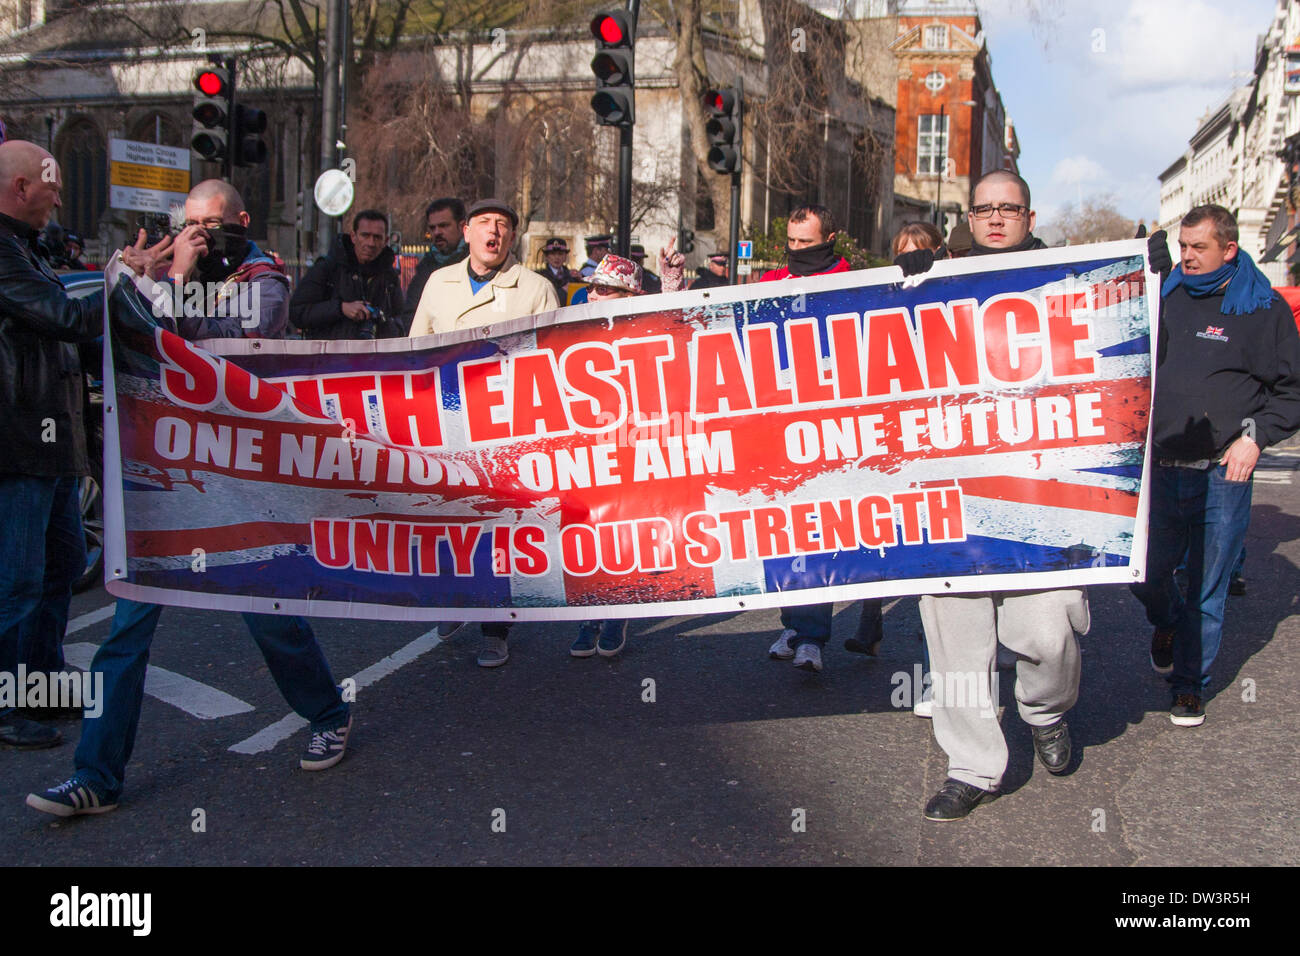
[919,589,1088,791]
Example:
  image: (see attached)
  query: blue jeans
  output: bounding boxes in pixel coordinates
[780,603,833,647]
[74,598,349,798]
[0,475,85,718]
[1131,464,1252,697]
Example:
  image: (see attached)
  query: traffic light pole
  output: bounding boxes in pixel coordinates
[616,0,638,258]
[727,77,743,286]
[318,0,344,256]
[222,56,236,182]
[617,125,632,257]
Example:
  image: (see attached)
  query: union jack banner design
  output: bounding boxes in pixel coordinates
[101,240,1157,621]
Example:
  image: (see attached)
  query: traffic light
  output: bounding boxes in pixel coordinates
[590,11,635,126]
[679,228,695,254]
[191,65,231,162]
[232,104,268,166]
[703,88,741,174]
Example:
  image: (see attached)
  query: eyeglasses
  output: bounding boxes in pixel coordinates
[181,217,228,231]
[970,203,1028,220]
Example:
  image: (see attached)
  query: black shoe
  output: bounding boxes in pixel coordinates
[1228,574,1246,596]
[923,778,998,821]
[0,713,63,749]
[1150,627,1174,675]
[1170,693,1205,727]
[846,602,884,655]
[1031,718,1072,774]
[844,635,882,655]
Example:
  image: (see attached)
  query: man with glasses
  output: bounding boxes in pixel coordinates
[403,197,467,327]
[291,209,405,339]
[27,179,354,817]
[896,170,1085,821]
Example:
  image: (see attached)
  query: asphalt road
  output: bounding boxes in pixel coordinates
[3,440,1299,867]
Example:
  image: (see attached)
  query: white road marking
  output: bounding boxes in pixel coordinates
[228,628,444,755]
[66,603,117,635]
[62,641,255,719]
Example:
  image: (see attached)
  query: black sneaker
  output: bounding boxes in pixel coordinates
[0,713,62,749]
[1228,574,1246,596]
[26,777,117,817]
[923,778,998,821]
[1150,627,1174,675]
[301,714,352,770]
[1170,693,1205,727]
[1031,719,1072,774]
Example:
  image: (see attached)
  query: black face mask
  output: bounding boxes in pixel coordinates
[196,223,251,280]
[785,238,839,277]
[970,233,1045,257]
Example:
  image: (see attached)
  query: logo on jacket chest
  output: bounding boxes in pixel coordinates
[1195,325,1229,342]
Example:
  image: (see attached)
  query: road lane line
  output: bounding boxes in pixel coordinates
[67,603,117,635]
[62,641,256,719]
[228,628,444,754]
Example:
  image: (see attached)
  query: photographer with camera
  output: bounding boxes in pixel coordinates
[290,209,405,340]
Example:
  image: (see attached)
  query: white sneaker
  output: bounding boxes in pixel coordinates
[913,696,934,718]
[792,643,823,672]
[477,637,510,668]
[769,628,798,660]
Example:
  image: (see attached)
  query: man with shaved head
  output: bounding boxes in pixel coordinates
[895,169,1087,822]
[27,178,354,818]
[0,141,103,750]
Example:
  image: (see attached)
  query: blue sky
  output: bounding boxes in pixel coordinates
[977,0,1280,232]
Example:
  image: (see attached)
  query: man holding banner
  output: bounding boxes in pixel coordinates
[28,180,353,817]
[1133,206,1300,727]
[902,171,1087,822]
[408,198,558,667]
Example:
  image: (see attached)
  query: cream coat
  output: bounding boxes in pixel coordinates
[408,254,559,337]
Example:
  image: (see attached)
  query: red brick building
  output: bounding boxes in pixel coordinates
[888,0,1020,234]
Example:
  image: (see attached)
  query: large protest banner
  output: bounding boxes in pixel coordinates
[102,240,1156,621]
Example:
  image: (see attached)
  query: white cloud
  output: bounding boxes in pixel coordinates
[1104,0,1265,93]
[1051,155,1107,187]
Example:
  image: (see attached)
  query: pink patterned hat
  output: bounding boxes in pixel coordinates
[589,254,644,294]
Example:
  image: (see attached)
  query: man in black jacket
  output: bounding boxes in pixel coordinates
[0,140,102,749]
[290,209,405,339]
[401,197,467,327]
[1133,206,1300,727]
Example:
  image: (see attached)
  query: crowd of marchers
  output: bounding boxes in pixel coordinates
[2,135,1297,825]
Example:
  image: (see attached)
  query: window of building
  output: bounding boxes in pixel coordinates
[924,71,947,93]
[924,24,948,49]
[55,119,107,240]
[917,114,949,176]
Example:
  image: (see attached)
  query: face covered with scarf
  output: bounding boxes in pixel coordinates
[784,211,840,277]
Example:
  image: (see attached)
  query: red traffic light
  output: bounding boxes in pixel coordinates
[590,11,632,46]
[195,69,227,97]
[703,88,736,115]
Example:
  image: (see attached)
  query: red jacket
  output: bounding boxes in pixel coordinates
[760,257,851,282]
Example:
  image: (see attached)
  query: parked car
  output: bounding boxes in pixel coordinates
[59,270,105,592]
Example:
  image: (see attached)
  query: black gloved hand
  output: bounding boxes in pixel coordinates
[1134,222,1147,239]
[894,247,936,277]
[1147,230,1172,275]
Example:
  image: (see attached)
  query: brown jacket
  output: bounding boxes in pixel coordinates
[408,254,559,337]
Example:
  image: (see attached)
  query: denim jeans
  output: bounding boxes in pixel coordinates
[0,475,85,718]
[780,603,833,647]
[1131,464,1253,697]
[74,598,349,798]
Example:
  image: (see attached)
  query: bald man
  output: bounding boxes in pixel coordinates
[0,141,103,750]
[125,177,291,338]
[27,178,354,818]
